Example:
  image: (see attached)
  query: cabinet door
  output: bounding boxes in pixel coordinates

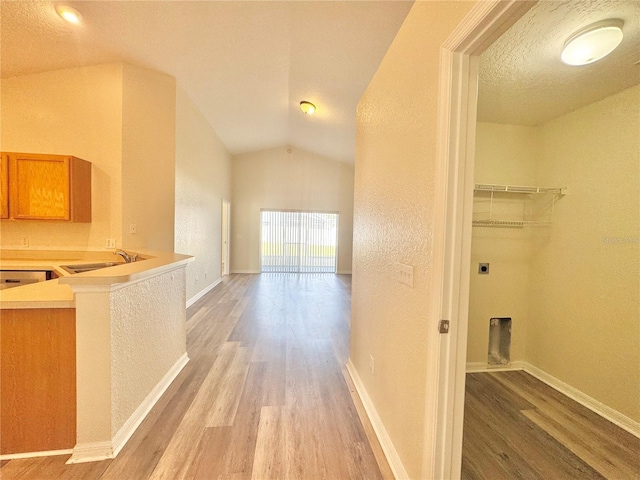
[0,153,8,219]
[1,308,76,454]
[10,153,71,220]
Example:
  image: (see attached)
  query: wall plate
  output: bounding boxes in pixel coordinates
[478,263,490,274]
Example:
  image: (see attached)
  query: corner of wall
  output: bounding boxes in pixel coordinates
[121,64,177,252]
[174,86,232,301]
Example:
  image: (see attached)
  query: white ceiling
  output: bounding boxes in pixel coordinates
[478,0,640,126]
[1,1,414,163]
[4,1,638,159]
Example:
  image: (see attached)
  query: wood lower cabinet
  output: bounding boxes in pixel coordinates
[2,152,91,222]
[1,153,8,219]
[1,308,77,454]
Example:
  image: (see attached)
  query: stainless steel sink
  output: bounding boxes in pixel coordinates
[60,262,123,275]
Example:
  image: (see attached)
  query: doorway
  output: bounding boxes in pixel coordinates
[221,199,230,276]
[436,0,639,478]
[429,2,536,478]
[260,210,338,273]
[463,0,640,476]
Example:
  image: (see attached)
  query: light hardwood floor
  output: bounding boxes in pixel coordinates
[0,274,393,480]
[462,371,640,480]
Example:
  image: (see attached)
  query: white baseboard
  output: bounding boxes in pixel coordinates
[466,361,640,439]
[67,352,190,464]
[111,353,190,457]
[231,270,350,275]
[66,441,114,464]
[346,359,408,480]
[522,362,640,439]
[0,449,72,461]
[187,278,221,307]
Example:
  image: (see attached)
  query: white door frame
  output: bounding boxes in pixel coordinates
[425,1,537,479]
[221,199,231,276]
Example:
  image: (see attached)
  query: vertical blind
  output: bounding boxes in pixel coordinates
[260,210,338,273]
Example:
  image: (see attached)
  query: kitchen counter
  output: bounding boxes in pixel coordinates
[1,248,193,461]
[0,249,193,309]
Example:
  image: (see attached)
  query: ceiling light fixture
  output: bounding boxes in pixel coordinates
[55,5,83,25]
[300,101,316,115]
[561,19,624,66]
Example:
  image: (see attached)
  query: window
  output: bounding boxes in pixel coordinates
[260,210,338,273]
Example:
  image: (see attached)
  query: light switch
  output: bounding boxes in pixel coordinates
[398,263,414,287]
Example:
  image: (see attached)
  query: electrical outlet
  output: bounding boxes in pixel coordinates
[106,238,116,248]
[369,354,375,374]
[20,236,30,248]
[204,272,208,279]
[398,262,414,287]
[129,224,137,234]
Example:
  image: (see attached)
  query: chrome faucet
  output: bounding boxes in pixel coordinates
[114,249,138,263]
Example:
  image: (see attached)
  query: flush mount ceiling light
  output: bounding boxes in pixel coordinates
[55,5,83,25]
[561,19,624,66]
[299,101,316,115]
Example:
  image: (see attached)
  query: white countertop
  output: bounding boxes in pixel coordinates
[0,249,193,309]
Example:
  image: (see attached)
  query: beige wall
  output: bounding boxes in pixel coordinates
[73,265,188,454]
[530,84,640,422]
[467,123,539,364]
[0,64,124,250]
[110,268,187,435]
[0,63,178,254]
[175,87,232,301]
[352,2,475,478]
[468,85,640,423]
[122,64,176,251]
[231,146,354,274]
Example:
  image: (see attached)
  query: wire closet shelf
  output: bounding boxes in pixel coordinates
[472,184,568,228]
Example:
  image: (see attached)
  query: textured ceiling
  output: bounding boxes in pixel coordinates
[1,1,414,163]
[478,0,640,126]
[5,1,637,154]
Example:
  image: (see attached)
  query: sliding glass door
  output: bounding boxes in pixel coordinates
[260,210,338,273]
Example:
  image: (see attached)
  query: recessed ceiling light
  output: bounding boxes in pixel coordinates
[56,5,83,25]
[561,19,624,66]
[300,101,316,115]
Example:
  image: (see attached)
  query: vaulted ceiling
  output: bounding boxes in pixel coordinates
[3,1,639,162]
[1,1,413,163]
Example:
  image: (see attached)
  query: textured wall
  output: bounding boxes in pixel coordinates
[175,87,232,301]
[352,2,475,477]
[121,64,176,252]
[467,123,539,364]
[231,145,354,273]
[0,64,124,249]
[529,84,640,422]
[110,267,187,434]
[1,62,179,253]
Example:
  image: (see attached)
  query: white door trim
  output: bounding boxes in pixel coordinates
[424,1,537,479]
[222,199,231,276]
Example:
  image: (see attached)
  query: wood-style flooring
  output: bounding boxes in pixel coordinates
[462,371,640,480]
[0,274,393,480]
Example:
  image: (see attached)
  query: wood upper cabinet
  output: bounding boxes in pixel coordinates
[3,152,91,222]
[1,153,8,219]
